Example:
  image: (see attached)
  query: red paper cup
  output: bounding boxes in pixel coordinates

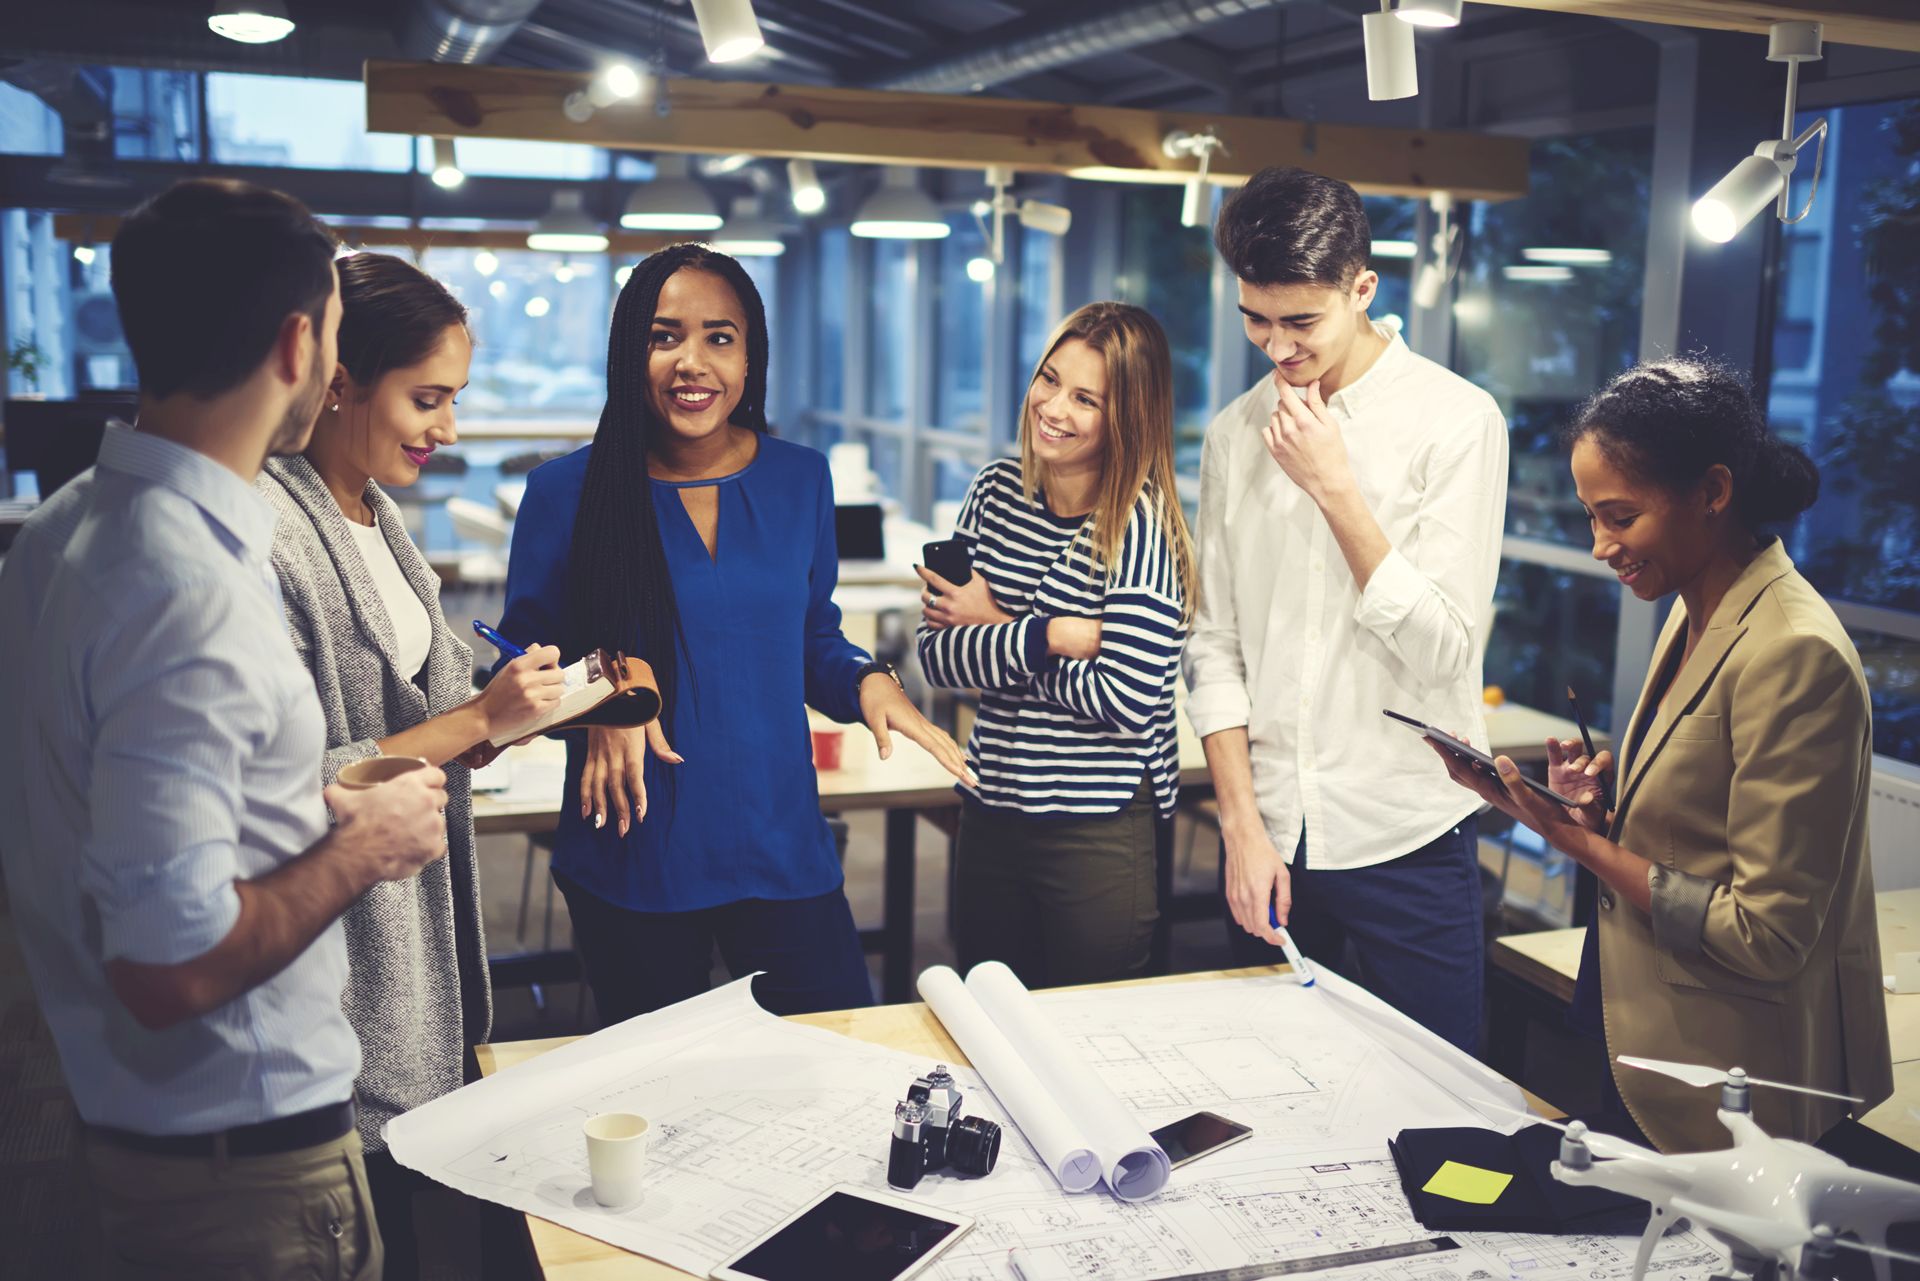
[811,726,845,771]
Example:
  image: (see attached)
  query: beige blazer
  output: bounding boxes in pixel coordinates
[1600,539,1892,1152]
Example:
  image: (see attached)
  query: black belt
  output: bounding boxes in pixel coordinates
[91,1100,355,1159]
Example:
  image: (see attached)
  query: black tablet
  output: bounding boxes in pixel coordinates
[1383,710,1582,808]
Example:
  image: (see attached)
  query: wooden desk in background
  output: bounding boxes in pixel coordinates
[1487,887,1920,1149]
[473,703,1598,1003]
[474,965,1562,1281]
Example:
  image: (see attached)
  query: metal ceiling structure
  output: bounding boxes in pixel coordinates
[0,0,1540,112]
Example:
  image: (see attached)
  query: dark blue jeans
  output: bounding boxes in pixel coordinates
[553,870,875,1024]
[1224,817,1483,1056]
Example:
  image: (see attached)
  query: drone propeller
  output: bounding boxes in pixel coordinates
[1830,1234,1920,1266]
[1617,1055,1864,1104]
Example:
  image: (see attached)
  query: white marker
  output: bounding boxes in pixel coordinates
[1269,905,1317,987]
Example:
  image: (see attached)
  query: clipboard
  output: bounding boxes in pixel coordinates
[487,648,661,747]
[1382,709,1581,808]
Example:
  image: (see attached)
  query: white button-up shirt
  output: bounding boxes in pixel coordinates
[1183,329,1509,870]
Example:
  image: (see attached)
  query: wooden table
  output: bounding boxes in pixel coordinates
[473,965,1560,1281]
[1486,887,1920,1147]
[473,702,1595,1003]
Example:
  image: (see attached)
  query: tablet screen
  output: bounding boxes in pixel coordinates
[725,1191,964,1281]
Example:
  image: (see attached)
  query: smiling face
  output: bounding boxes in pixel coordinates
[326,322,470,489]
[1237,272,1378,390]
[646,267,748,446]
[1025,336,1109,476]
[1571,433,1728,600]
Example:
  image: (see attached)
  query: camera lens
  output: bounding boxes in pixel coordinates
[945,1115,1001,1177]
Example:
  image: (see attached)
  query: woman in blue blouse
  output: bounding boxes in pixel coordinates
[499,244,970,1021]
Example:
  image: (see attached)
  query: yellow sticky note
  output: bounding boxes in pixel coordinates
[1422,1160,1513,1205]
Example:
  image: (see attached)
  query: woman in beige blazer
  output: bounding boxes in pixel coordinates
[1438,357,1892,1153]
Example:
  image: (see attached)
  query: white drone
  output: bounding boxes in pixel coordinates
[1526,1056,1920,1281]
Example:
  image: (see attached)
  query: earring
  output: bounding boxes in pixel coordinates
[1706,507,1716,517]
[330,403,340,413]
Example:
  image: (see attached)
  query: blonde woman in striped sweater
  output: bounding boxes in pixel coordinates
[916,302,1197,988]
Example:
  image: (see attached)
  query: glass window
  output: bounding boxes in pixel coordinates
[935,215,987,432]
[1365,196,1418,335]
[1453,130,1654,547]
[1115,188,1214,471]
[1011,226,1061,445]
[0,81,61,156]
[1486,561,1622,731]
[412,136,605,179]
[109,68,200,161]
[1764,95,1920,764]
[815,229,847,413]
[207,73,412,170]
[414,248,610,420]
[866,239,911,422]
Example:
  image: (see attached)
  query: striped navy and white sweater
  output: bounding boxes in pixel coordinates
[917,458,1186,818]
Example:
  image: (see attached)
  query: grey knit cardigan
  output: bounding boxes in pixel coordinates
[256,455,492,1153]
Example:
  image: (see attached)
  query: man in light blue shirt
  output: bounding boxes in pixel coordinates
[0,179,449,1281]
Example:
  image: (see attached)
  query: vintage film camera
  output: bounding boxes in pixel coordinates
[886,1065,1001,1190]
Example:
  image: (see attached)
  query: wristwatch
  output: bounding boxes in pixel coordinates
[854,660,902,692]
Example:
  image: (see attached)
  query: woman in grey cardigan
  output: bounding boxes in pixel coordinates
[259,252,562,1279]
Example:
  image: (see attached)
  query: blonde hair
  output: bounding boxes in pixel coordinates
[1018,301,1198,621]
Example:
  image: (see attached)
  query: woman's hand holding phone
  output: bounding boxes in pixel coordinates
[916,564,1014,628]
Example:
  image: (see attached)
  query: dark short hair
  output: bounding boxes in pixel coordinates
[111,178,337,400]
[335,252,469,388]
[1564,357,1820,527]
[1214,166,1372,289]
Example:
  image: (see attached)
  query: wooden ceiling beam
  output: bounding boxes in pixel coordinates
[54,213,677,257]
[1468,1,1920,53]
[362,60,1532,202]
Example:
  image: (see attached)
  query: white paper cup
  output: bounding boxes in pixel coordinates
[583,1112,649,1208]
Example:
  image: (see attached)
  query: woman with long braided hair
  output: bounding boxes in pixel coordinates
[498,244,971,1021]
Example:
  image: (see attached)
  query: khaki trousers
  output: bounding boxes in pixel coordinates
[84,1126,383,1281]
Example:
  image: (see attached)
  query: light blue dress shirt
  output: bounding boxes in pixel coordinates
[0,428,359,1135]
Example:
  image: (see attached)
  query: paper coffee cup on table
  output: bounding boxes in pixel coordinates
[583,1112,649,1208]
[335,756,431,789]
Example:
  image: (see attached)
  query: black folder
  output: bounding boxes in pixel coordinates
[1388,1125,1643,1233]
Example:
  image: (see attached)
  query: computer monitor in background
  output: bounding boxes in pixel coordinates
[4,395,136,498]
[834,502,886,562]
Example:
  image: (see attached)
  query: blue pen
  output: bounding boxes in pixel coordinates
[472,619,527,660]
[1269,903,1317,987]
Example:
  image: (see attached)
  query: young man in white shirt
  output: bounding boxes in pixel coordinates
[1184,167,1508,1053]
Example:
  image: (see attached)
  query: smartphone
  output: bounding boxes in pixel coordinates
[1149,1111,1254,1170]
[709,1186,973,1281]
[921,538,973,588]
[1382,709,1581,807]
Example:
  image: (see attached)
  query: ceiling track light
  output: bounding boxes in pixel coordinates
[787,158,826,215]
[690,0,765,64]
[563,62,647,123]
[1363,1,1419,101]
[973,166,1073,264]
[429,137,464,190]
[1692,21,1829,244]
[1395,0,1463,28]
[1162,129,1227,229]
[209,0,294,44]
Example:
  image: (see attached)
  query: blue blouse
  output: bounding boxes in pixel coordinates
[497,435,872,913]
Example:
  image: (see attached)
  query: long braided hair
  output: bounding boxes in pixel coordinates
[560,244,771,737]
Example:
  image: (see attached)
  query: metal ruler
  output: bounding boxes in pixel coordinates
[1139,1236,1461,1281]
